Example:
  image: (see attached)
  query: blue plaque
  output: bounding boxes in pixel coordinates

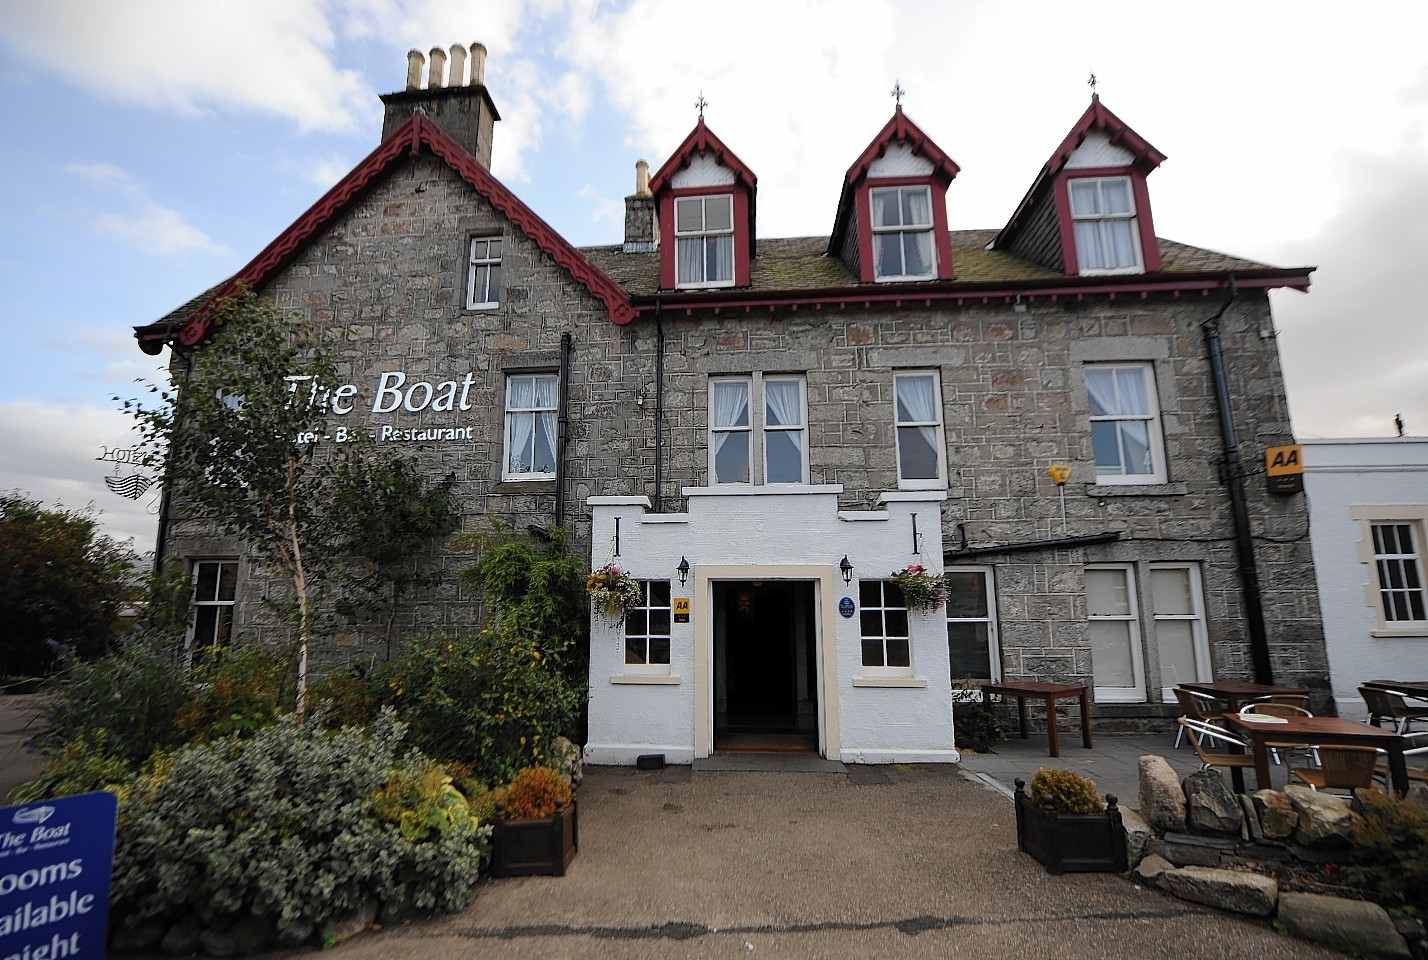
[838,596,856,618]
[0,792,117,959]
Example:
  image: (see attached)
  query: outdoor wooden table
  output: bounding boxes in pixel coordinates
[1178,680,1310,712]
[1362,679,1428,699]
[981,681,1092,758]
[1222,713,1412,796]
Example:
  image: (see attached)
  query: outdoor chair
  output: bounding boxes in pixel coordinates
[1172,687,1229,750]
[1239,701,1314,765]
[1359,685,1428,736]
[1179,717,1256,776]
[1373,743,1428,788]
[1290,745,1380,793]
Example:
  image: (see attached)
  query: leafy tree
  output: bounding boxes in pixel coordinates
[0,493,139,678]
[124,291,397,716]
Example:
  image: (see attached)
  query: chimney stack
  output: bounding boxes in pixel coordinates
[380,41,501,170]
[624,160,659,253]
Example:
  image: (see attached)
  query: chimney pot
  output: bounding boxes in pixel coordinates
[405,49,425,91]
[448,44,468,87]
[469,42,487,85]
[427,47,447,88]
[635,160,651,196]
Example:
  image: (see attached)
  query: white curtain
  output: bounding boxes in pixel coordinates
[1085,367,1118,416]
[902,187,931,226]
[677,238,702,285]
[896,374,937,426]
[508,376,557,473]
[764,380,800,428]
[712,382,750,482]
[532,376,557,471]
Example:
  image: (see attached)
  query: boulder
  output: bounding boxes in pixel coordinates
[1138,755,1186,832]
[550,736,584,786]
[228,915,276,954]
[1183,768,1243,835]
[1284,784,1362,847]
[1252,789,1298,839]
[321,900,377,947]
[110,918,168,954]
[1119,804,1151,867]
[1158,865,1278,916]
[198,927,238,957]
[1277,892,1411,959]
[1132,852,1174,885]
[160,916,202,956]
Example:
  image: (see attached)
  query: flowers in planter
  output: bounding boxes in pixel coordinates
[889,563,948,611]
[586,563,642,622]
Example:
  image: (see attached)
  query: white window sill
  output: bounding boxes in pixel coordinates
[852,676,928,688]
[1370,629,1428,639]
[610,674,681,685]
[675,280,736,291]
[466,302,500,310]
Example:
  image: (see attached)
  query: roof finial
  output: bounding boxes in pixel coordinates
[891,79,905,108]
[1087,71,1099,102]
[695,92,708,122]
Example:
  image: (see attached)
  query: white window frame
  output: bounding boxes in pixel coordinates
[870,184,936,281]
[502,372,558,481]
[1149,563,1212,703]
[858,579,913,675]
[1068,176,1143,275]
[674,194,735,289]
[188,559,237,666]
[893,370,947,490]
[945,567,1000,684]
[1369,520,1428,630]
[1086,563,1147,703]
[624,580,673,672]
[708,374,809,486]
[1085,362,1166,485]
[466,236,502,309]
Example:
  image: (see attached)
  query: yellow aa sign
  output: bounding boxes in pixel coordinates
[1047,464,1072,486]
[1264,444,1303,477]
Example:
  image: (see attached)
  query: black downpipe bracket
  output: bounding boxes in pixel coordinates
[654,302,665,513]
[1203,276,1275,685]
[554,332,572,528]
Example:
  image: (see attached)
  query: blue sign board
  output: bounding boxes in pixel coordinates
[838,596,855,618]
[0,792,117,960]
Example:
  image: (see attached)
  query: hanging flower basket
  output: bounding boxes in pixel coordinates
[889,563,948,611]
[587,563,642,622]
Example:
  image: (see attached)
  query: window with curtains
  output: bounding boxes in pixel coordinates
[1085,563,1210,703]
[503,373,558,480]
[1069,177,1142,274]
[870,185,935,280]
[1085,362,1165,484]
[1149,564,1210,701]
[893,370,946,488]
[709,375,808,485]
[1086,564,1146,702]
[1370,522,1427,626]
[466,237,502,308]
[189,559,237,667]
[675,194,735,288]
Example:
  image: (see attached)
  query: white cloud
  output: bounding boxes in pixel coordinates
[63,163,227,256]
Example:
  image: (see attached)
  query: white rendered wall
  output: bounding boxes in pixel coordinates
[583,487,957,765]
[1303,438,1428,716]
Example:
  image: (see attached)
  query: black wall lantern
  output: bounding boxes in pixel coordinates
[677,556,690,586]
[839,555,854,584]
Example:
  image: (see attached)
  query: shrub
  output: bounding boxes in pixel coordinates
[1344,789,1428,912]
[174,643,290,742]
[111,713,489,944]
[372,760,479,842]
[7,731,131,803]
[1028,767,1104,814]
[951,680,1005,753]
[503,765,573,820]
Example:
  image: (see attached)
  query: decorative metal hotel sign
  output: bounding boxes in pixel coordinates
[96,447,155,500]
[1264,444,1304,495]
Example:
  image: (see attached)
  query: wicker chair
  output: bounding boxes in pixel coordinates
[1359,685,1428,735]
[1291,746,1380,793]
[1172,687,1229,750]
[1179,717,1256,776]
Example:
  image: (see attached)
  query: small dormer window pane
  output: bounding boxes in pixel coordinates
[1069,177,1141,275]
[871,186,934,281]
[675,194,735,288]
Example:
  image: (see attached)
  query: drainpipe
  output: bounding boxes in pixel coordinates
[554,332,571,527]
[1203,276,1274,685]
[654,300,665,513]
[151,343,193,576]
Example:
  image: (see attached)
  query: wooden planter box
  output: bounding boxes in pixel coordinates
[491,797,578,877]
[1014,778,1127,875]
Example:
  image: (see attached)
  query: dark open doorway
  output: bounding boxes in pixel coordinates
[713,580,819,753]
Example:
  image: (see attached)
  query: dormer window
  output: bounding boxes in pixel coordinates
[1069,177,1142,274]
[871,185,935,281]
[675,194,735,288]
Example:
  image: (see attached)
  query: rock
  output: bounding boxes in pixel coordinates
[1147,836,1223,868]
[1405,782,1428,813]
[1253,789,1298,839]
[1183,768,1243,835]
[1158,865,1278,916]
[228,915,275,954]
[550,736,583,787]
[276,919,314,948]
[1277,892,1411,959]
[1284,784,1362,846]
[1138,755,1186,832]
[1119,805,1151,867]
[160,916,202,956]
[1237,794,1262,841]
[1133,852,1174,885]
[198,927,238,957]
[110,918,168,954]
[322,899,377,946]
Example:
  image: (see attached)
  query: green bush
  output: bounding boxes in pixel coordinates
[111,713,489,943]
[1028,767,1104,814]
[1344,789,1428,912]
[175,643,291,742]
[952,681,1005,753]
[7,731,131,803]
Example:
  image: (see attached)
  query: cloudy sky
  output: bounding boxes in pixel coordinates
[2,0,1425,552]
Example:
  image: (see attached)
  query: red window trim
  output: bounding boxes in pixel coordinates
[854,176,954,284]
[659,185,752,289]
[1053,167,1161,275]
